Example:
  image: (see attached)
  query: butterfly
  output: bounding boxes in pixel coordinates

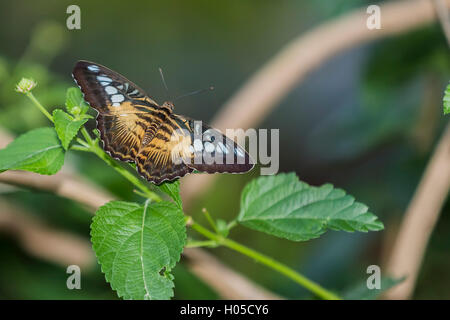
[72,60,254,185]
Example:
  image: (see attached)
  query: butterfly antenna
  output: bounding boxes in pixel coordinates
[159,67,170,99]
[174,86,215,102]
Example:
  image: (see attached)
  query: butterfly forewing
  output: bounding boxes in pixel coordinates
[72,60,254,184]
[73,60,159,111]
[73,61,161,161]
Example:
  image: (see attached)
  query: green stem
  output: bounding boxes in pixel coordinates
[190,221,341,300]
[80,126,94,144]
[70,145,90,152]
[202,208,218,233]
[25,92,53,123]
[89,142,161,202]
[78,127,161,202]
[185,240,218,248]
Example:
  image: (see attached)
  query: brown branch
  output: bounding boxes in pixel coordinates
[0,130,281,299]
[433,0,450,46]
[180,0,449,207]
[0,200,95,269]
[0,170,113,212]
[384,124,450,299]
[183,248,282,300]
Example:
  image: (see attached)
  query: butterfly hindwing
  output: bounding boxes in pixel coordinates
[134,114,253,185]
[96,113,147,161]
[167,115,253,174]
[135,115,195,184]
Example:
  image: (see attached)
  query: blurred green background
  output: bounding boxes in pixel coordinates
[0,0,449,299]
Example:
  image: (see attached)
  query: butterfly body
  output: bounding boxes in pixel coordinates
[72,61,254,185]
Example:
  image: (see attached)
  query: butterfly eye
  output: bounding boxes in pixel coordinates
[210,136,215,142]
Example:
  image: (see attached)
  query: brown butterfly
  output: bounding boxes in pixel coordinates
[72,61,254,185]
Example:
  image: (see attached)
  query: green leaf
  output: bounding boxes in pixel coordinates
[53,109,88,150]
[444,82,450,115]
[65,87,89,115]
[343,276,405,300]
[216,219,229,237]
[157,180,183,209]
[237,173,384,241]
[91,200,186,300]
[0,127,65,175]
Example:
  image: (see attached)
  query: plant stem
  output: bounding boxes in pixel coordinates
[70,145,90,152]
[190,221,341,300]
[89,142,162,202]
[202,208,218,233]
[76,126,162,202]
[80,126,93,144]
[185,240,218,248]
[25,92,54,123]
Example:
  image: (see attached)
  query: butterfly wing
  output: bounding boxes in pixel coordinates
[173,115,254,174]
[135,115,195,184]
[72,60,162,161]
[135,114,254,184]
[73,60,254,185]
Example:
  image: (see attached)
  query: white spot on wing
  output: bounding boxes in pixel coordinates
[105,86,118,95]
[129,89,139,95]
[88,65,100,72]
[97,76,112,82]
[112,102,121,107]
[111,94,125,103]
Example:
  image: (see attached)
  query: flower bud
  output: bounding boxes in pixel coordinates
[15,78,37,93]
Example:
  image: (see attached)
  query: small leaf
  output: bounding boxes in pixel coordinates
[65,87,89,115]
[91,200,186,300]
[0,127,65,175]
[53,109,88,150]
[238,173,383,241]
[444,82,450,115]
[216,219,229,237]
[157,180,183,209]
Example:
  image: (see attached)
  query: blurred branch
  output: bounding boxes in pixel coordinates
[180,0,449,207]
[0,130,281,299]
[433,0,450,46]
[411,75,443,153]
[0,171,112,212]
[0,200,94,269]
[183,248,282,300]
[384,124,450,299]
